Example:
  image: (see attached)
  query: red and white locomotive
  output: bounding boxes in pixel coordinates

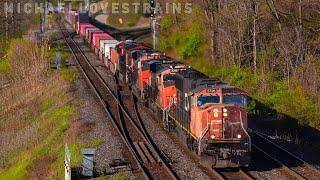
[64,10,251,168]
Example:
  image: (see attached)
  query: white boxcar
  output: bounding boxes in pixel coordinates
[103,40,119,59]
[85,28,99,41]
[99,40,119,66]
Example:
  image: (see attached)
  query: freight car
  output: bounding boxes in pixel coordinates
[62,10,251,168]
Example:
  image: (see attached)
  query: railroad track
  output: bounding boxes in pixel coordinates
[215,168,253,180]
[57,17,178,180]
[251,130,320,180]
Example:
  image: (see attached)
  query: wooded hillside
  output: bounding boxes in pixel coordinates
[157,0,320,128]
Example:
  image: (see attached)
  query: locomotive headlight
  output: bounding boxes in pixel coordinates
[211,135,215,139]
[223,108,228,113]
[237,134,242,139]
[214,112,219,118]
[223,112,228,117]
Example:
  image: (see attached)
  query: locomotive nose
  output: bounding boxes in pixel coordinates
[208,108,224,140]
[207,106,244,140]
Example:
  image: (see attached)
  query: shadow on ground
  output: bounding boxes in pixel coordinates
[247,98,320,172]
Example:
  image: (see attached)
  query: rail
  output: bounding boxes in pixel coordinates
[57,17,178,180]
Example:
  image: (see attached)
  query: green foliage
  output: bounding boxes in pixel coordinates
[266,82,320,127]
[48,44,70,65]
[49,31,57,42]
[0,57,10,74]
[86,138,104,148]
[159,39,170,52]
[30,13,41,26]
[156,2,320,128]
[185,57,320,127]
[159,19,204,59]
[177,21,203,59]
[160,16,172,31]
[0,35,10,54]
[40,99,54,112]
[0,105,75,179]
[60,68,79,83]
[209,66,258,90]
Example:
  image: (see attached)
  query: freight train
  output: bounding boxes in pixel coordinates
[63,10,251,168]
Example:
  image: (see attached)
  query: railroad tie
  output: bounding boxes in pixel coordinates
[139,142,156,163]
[133,142,149,164]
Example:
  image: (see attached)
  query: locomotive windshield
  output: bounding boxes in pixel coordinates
[223,94,247,107]
[197,96,220,106]
[163,75,175,81]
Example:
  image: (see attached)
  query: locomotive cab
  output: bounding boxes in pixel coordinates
[115,40,152,82]
[130,53,164,98]
[151,64,187,110]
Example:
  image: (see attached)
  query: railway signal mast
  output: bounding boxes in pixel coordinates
[84,0,90,12]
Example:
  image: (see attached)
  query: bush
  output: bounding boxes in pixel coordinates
[177,21,203,59]
[267,82,320,127]
[159,39,170,52]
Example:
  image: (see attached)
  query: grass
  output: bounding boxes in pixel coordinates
[60,68,79,83]
[0,104,76,179]
[39,98,54,112]
[0,37,87,179]
[0,57,10,74]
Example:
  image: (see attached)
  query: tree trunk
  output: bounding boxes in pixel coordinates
[252,1,258,75]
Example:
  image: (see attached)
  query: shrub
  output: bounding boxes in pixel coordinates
[159,39,170,52]
[177,21,203,59]
[267,81,320,127]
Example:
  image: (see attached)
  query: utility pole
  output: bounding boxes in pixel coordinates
[5,0,9,44]
[150,0,157,49]
[40,0,48,33]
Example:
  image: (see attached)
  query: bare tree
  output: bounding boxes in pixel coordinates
[201,0,220,65]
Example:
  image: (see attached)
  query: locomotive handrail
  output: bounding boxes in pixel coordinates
[240,111,251,151]
[199,113,210,141]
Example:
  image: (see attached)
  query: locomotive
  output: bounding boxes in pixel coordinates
[64,10,251,168]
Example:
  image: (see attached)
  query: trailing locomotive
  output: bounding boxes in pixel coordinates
[63,10,251,168]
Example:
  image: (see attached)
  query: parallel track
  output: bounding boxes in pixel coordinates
[57,17,178,180]
[251,130,320,180]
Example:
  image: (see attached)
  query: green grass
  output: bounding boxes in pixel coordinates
[0,104,76,179]
[40,98,54,112]
[60,68,79,83]
[49,44,70,62]
[0,57,10,74]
